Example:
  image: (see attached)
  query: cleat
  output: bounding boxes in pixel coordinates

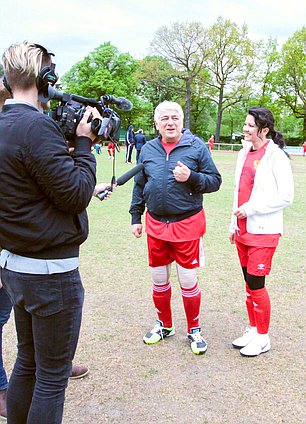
[240,334,271,357]
[143,320,175,345]
[187,327,207,355]
[232,326,257,349]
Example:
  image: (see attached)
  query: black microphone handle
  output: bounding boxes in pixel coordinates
[116,164,144,186]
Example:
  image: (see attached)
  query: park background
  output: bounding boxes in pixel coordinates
[3,149,305,423]
[1,1,305,422]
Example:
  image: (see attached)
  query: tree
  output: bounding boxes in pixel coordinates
[61,42,138,130]
[150,21,209,128]
[253,38,279,108]
[271,27,306,140]
[202,17,256,142]
[135,56,184,135]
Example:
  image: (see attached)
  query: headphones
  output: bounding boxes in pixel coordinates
[36,62,58,92]
[2,42,58,95]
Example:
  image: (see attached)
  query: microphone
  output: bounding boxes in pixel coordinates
[102,95,133,111]
[116,164,144,186]
[97,164,144,201]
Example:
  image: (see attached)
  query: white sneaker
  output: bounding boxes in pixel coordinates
[240,334,271,357]
[232,326,257,349]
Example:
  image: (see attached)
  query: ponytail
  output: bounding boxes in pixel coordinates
[248,107,289,157]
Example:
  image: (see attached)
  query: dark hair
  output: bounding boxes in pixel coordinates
[247,107,287,153]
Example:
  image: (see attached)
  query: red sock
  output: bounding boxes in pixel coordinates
[245,283,256,327]
[250,287,271,334]
[181,282,201,333]
[152,282,172,328]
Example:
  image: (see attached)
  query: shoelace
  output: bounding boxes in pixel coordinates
[191,332,203,343]
[152,323,164,339]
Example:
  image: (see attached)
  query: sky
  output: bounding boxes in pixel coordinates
[0,0,305,76]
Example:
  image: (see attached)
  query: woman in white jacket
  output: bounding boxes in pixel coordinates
[229,107,294,357]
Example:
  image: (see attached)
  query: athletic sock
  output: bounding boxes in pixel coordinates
[181,282,201,333]
[250,287,271,334]
[152,282,172,328]
[245,282,256,327]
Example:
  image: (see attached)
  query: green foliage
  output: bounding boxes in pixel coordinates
[270,27,306,138]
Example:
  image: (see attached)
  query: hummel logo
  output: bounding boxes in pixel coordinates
[191,259,198,265]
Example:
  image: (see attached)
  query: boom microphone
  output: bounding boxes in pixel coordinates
[102,95,133,111]
[116,163,144,186]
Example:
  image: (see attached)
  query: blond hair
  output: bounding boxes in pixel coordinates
[2,41,50,91]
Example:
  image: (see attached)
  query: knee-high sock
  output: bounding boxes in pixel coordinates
[245,283,256,327]
[250,287,271,334]
[181,282,201,333]
[152,282,172,328]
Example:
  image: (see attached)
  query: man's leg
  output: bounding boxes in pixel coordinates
[3,268,84,424]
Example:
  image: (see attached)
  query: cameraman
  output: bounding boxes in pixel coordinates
[0,41,109,424]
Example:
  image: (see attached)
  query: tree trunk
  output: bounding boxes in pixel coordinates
[215,87,224,143]
[185,77,191,129]
[303,107,306,141]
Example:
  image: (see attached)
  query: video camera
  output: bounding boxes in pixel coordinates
[44,85,133,142]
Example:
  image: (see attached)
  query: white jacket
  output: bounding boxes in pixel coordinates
[229,140,294,235]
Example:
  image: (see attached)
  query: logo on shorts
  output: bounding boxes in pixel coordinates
[258,263,265,270]
[191,259,198,265]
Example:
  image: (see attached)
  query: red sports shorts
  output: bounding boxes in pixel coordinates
[147,234,204,269]
[235,240,277,276]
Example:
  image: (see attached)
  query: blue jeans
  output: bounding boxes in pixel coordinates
[0,286,13,391]
[1,268,84,424]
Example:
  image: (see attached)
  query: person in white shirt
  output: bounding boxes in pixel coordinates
[229,106,294,357]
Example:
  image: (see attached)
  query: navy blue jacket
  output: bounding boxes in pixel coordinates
[134,133,146,150]
[129,130,222,224]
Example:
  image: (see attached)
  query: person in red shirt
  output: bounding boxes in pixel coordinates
[229,107,294,357]
[208,134,214,152]
[107,141,115,159]
[302,141,306,156]
[130,101,221,355]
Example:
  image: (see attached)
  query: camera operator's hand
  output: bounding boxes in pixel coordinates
[76,106,101,142]
[93,183,113,200]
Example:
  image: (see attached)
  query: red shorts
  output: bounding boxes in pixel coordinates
[235,240,277,276]
[147,234,204,269]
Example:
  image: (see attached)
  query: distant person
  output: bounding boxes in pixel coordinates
[134,129,146,163]
[93,143,102,155]
[302,141,306,157]
[130,100,221,355]
[107,141,115,159]
[208,135,214,153]
[229,106,294,357]
[125,124,135,163]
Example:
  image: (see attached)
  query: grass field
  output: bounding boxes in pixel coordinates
[3,149,305,423]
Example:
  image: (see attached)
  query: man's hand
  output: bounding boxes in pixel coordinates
[76,106,102,142]
[173,161,190,182]
[93,183,112,200]
[132,224,142,238]
[229,233,235,244]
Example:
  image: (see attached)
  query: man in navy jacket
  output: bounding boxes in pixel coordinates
[130,100,221,355]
